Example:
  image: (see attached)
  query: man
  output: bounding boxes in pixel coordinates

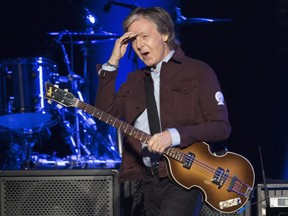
[95,7,231,216]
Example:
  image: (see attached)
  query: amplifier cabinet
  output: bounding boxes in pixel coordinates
[257,183,288,216]
[121,179,251,216]
[0,169,119,216]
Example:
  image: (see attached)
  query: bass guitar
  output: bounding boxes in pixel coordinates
[44,82,255,214]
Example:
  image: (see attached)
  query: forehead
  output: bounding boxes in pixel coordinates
[127,17,157,33]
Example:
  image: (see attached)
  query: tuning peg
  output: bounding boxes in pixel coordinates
[57,104,63,109]
[54,84,59,88]
[47,100,53,104]
[64,89,68,92]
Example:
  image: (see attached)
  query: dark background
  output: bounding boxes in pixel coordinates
[0,0,287,189]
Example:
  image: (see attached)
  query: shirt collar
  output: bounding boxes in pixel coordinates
[151,50,175,73]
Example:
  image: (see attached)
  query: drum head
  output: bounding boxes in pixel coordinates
[0,57,58,130]
[0,112,54,130]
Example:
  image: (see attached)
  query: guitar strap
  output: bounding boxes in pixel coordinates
[142,73,161,164]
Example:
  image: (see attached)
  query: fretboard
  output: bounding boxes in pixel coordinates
[77,100,187,163]
[77,100,151,145]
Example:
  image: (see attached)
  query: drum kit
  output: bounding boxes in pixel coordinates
[0,29,122,170]
[0,3,231,171]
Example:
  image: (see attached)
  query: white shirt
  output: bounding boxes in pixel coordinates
[101,51,181,166]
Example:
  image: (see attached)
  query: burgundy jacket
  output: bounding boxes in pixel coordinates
[95,47,231,183]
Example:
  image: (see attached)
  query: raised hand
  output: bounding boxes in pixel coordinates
[108,31,138,65]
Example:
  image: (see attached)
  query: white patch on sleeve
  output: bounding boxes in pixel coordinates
[215,91,225,105]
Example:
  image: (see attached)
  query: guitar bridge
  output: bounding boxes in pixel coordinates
[228,176,253,198]
[182,152,195,169]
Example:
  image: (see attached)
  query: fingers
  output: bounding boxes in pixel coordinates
[118,32,138,45]
[147,136,158,153]
[109,32,138,64]
[147,131,172,154]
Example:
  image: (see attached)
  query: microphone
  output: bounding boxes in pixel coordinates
[103,0,112,12]
[103,0,139,12]
[52,30,66,45]
[57,31,65,42]
[175,7,187,24]
[48,30,67,59]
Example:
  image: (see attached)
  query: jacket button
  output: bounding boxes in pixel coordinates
[136,106,140,110]
[100,71,106,77]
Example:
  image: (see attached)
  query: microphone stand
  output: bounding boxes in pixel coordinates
[259,146,270,211]
[105,0,139,10]
[81,39,91,104]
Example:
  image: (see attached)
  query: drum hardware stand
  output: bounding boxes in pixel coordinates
[81,42,92,104]
[45,15,121,166]
[0,121,54,170]
[14,128,44,170]
[58,39,98,162]
[59,39,82,159]
[62,120,79,156]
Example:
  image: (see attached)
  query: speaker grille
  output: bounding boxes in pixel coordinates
[1,170,119,216]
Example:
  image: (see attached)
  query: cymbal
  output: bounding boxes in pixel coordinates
[48,30,120,44]
[176,17,232,26]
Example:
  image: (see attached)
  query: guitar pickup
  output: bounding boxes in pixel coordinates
[182,152,195,169]
[212,167,229,189]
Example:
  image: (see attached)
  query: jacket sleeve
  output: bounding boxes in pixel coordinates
[95,64,125,118]
[176,62,232,148]
[95,65,145,123]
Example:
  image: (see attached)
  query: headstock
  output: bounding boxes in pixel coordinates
[44,82,78,108]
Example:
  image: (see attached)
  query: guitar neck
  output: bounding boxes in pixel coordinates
[76,100,185,162]
[45,80,181,162]
[77,100,151,145]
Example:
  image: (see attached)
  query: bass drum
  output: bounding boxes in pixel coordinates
[0,57,59,130]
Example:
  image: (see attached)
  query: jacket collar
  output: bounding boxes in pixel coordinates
[143,46,184,76]
[169,46,185,64]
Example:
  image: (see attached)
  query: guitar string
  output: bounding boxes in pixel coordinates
[50,88,249,213]
[190,158,246,193]
[164,147,246,194]
[78,102,248,194]
[54,86,249,199]
[174,146,245,192]
[164,147,246,197]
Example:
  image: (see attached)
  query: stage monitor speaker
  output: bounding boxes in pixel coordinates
[257,183,288,216]
[121,179,251,216]
[0,169,119,216]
